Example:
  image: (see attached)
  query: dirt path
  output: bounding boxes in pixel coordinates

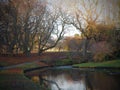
[0,60,48,70]
[0,53,50,70]
[0,52,83,70]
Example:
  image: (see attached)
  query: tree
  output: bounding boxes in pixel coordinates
[0,0,20,54]
[18,0,46,55]
[0,0,66,55]
[64,0,102,61]
[0,0,43,55]
[37,9,66,55]
[63,36,82,52]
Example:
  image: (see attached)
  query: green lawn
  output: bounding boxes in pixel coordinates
[0,73,41,90]
[0,62,49,90]
[16,62,40,70]
[73,60,120,68]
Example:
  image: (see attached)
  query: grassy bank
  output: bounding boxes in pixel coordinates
[0,71,39,90]
[73,60,120,68]
[0,62,49,90]
[0,69,50,90]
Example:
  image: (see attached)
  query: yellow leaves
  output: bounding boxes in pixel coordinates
[31,76,39,83]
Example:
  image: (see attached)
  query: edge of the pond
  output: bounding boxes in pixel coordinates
[24,65,120,73]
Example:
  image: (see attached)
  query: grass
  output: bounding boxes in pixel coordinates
[0,69,51,90]
[0,72,41,90]
[0,52,76,90]
[73,59,120,68]
[0,52,119,90]
[0,62,48,90]
[54,59,73,66]
[0,53,51,90]
[16,62,40,70]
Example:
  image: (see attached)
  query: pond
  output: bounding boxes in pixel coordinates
[25,67,120,90]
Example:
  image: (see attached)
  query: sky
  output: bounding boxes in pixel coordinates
[47,0,119,37]
[64,25,80,37]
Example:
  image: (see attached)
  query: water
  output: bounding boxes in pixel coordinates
[25,68,120,90]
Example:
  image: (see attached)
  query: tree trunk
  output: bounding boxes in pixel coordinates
[82,38,89,62]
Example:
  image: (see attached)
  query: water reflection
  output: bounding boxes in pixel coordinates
[47,74,86,90]
[25,69,120,90]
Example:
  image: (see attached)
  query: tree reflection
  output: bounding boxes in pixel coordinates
[39,75,61,90]
[27,69,120,90]
[85,72,93,90]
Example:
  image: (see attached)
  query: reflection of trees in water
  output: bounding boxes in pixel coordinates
[30,69,93,90]
[28,69,120,90]
[85,72,120,90]
[38,69,86,90]
[85,72,93,90]
[39,69,85,81]
[39,75,61,90]
[30,75,61,90]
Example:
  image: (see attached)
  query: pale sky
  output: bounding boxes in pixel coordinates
[47,0,119,37]
[64,26,80,37]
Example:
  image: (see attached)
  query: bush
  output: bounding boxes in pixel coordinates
[93,52,106,62]
[91,41,113,62]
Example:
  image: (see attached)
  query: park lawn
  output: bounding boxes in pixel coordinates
[12,62,41,70]
[73,60,120,68]
[0,54,42,66]
[0,69,42,90]
[0,62,49,90]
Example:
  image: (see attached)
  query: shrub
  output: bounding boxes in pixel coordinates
[93,52,106,62]
[91,41,113,62]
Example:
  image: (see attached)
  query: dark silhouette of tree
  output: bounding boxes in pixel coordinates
[0,0,66,55]
[37,9,66,55]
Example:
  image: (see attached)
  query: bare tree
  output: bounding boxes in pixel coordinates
[0,0,21,54]
[0,0,66,55]
[64,0,103,61]
[37,8,66,55]
[18,0,46,55]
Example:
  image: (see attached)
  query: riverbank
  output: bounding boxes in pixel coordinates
[0,61,49,90]
[0,53,119,90]
[73,59,120,69]
[0,68,48,90]
[0,53,49,90]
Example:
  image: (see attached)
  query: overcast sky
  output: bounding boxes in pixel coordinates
[46,0,119,37]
